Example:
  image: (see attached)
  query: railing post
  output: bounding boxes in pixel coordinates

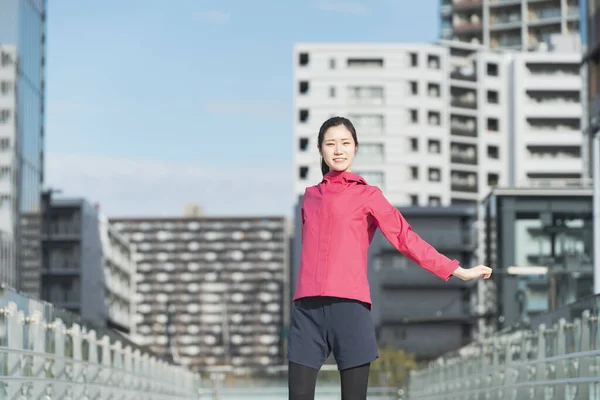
[69,323,85,399]
[100,335,112,399]
[123,345,133,400]
[28,310,47,399]
[574,311,590,400]
[87,330,101,400]
[52,318,67,398]
[555,319,567,399]
[534,324,546,399]
[6,302,23,399]
[516,332,531,400]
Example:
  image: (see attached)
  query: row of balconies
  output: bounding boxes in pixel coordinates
[137,321,280,335]
[113,219,284,232]
[136,261,284,274]
[134,250,284,263]
[130,229,282,243]
[137,310,283,325]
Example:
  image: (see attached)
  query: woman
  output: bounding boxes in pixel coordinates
[287,116,492,400]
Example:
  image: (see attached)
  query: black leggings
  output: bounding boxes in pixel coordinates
[288,361,371,400]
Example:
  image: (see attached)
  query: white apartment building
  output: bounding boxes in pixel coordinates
[441,0,580,50]
[293,38,585,208]
[294,43,453,207]
[99,215,137,336]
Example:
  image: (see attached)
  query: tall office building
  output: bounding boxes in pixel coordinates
[440,0,580,50]
[293,39,585,208]
[0,0,47,288]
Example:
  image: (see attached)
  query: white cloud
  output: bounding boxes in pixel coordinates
[314,1,368,14]
[45,154,294,218]
[195,10,231,23]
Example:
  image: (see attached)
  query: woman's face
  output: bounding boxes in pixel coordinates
[319,125,357,173]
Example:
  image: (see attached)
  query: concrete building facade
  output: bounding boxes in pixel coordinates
[0,0,47,288]
[483,187,594,329]
[293,39,585,210]
[39,198,137,334]
[110,214,289,372]
[293,43,451,207]
[440,0,580,51]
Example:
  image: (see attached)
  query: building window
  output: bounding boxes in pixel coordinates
[299,81,309,94]
[329,58,336,69]
[299,109,309,123]
[487,117,499,132]
[298,137,309,151]
[299,52,309,66]
[299,166,309,179]
[409,109,418,123]
[428,83,441,98]
[329,86,336,97]
[487,62,498,76]
[410,81,418,95]
[355,171,384,189]
[0,110,10,124]
[355,143,384,163]
[0,81,12,95]
[487,145,499,159]
[428,196,441,206]
[410,166,419,180]
[428,55,441,69]
[410,138,418,151]
[1,51,13,67]
[347,58,384,68]
[409,53,418,67]
[488,173,499,186]
[428,139,441,154]
[487,90,499,104]
[348,86,384,105]
[428,167,441,182]
[0,138,9,150]
[410,194,418,205]
[348,114,384,135]
[428,111,441,126]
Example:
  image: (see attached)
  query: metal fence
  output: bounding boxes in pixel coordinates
[0,285,201,399]
[194,364,404,399]
[408,295,600,400]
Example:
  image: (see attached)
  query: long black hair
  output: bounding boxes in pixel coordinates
[317,116,358,176]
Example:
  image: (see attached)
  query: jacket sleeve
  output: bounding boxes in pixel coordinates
[366,188,459,281]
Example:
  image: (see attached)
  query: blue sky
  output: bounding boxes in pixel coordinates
[45,0,440,217]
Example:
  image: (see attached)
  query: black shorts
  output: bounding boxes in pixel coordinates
[287,296,379,371]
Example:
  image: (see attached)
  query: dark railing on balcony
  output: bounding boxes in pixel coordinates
[451,154,478,165]
[450,69,477,81]
[451,99,477,109]
[451,127,477,137]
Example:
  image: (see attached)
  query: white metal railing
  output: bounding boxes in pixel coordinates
[408,300,600,399]
[0,296,202,399]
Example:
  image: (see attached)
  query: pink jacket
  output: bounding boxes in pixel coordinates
[293,171,460,306]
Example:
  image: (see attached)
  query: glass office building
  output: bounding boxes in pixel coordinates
[0,0,47,288]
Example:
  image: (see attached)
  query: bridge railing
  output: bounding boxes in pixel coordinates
[408,295,600,400]
[0,284,202,399]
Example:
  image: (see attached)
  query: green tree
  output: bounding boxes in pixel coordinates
[369,346,416,389]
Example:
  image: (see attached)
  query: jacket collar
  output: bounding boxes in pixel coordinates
[321,170,366,185]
